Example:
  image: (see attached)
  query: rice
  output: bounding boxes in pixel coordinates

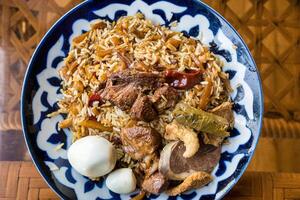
[55,13,231,170]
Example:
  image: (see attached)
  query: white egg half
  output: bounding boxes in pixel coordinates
[106,168,137,194]
[67,135,117,178]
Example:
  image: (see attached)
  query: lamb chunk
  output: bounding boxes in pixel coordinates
[210,102,234,127]
[130,95,157,122]
[101,82,139,110]
[100,83,123,101]
[203,102,234,146]
[100,70,166,111]
[121,126,161,160]
[202,133,224,147]
[142,172,169,194]
[110,70,164,90]
[152,85,179,113]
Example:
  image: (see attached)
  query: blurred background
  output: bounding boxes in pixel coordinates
[0,0,299,199]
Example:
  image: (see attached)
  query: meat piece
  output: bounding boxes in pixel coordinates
[159,141,220,180]
[210,102,234,127]
[110,70,164,90]
[203,102,234,146]
[101,82,139,110]
[152,85,179,113]
[202,133,224,147]
[130,95,157,122]
[100,70,166,111]
[165,121,199,158]
[167,171,212,196]
[121,126,161,160]
[142,172,169,194]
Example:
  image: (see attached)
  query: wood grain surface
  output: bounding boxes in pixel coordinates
[1,162,300,200]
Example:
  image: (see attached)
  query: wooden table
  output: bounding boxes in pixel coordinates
[0,0,299,199]
[1,162,300,200]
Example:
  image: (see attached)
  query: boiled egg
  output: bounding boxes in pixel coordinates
[106,168,137,194]
[67,135,117,178]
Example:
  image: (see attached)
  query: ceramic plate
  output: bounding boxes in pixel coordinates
[21,0,263,199]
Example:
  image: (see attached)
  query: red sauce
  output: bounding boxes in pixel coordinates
[165,69,203,89]
[88,93,103,107]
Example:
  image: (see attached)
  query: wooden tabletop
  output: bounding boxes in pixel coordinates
[0,0,299,199]
[1,162,300,200]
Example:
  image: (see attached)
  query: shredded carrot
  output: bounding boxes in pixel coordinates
[72,31,89,44]
[199,78,213,109]
[79,120,113,132]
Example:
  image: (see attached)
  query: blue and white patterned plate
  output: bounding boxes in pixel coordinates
[21,0,263,199]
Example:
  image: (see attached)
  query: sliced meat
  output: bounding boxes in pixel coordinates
[142,172,169,194]
[121,126,161,160]
[159,141,220,180]
[110,70,164,90]
[152,85,179,113]
[101,82,139,110]
[170,141,220,174]
[210,102,234,127]
[130,95,157,122]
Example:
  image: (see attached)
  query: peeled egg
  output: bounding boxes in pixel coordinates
[67,135,116,178]
[106,168,137,194]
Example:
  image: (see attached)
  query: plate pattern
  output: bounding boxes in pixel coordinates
[22,0,263,199]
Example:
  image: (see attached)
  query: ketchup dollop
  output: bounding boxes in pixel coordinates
[88,93,103,107]
[165,69,203,89]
